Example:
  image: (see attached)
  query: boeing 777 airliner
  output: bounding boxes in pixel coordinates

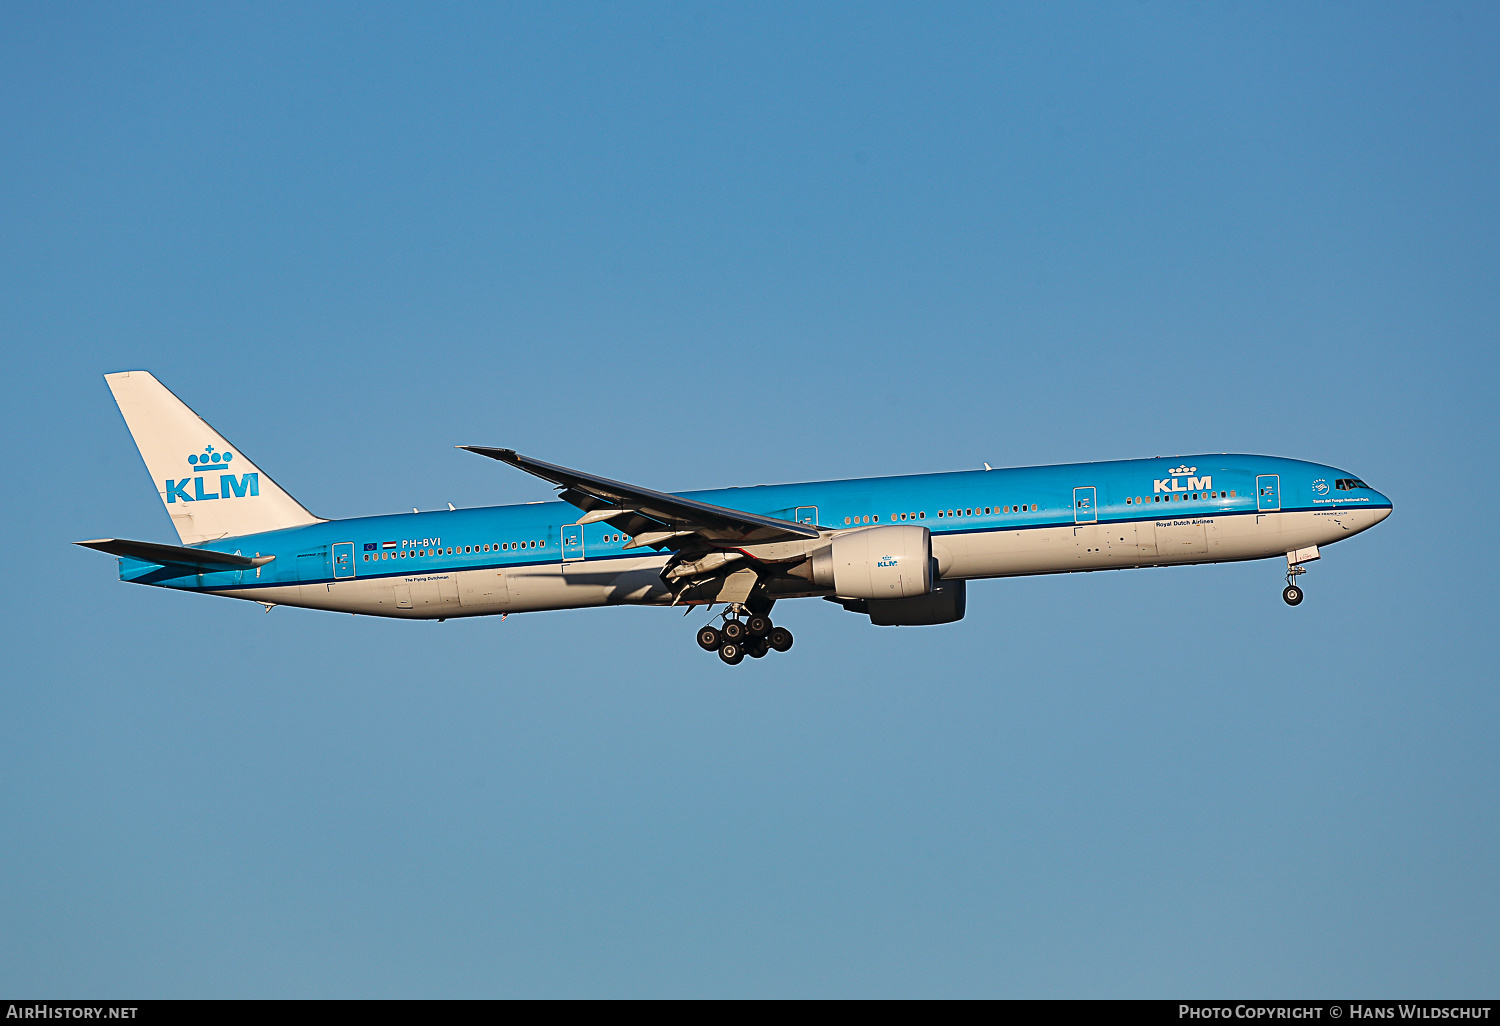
[80,372,1393,664]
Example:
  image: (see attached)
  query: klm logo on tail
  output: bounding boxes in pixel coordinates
[165,445,259,504]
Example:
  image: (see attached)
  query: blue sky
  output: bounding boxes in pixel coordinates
[1,2,1496,997]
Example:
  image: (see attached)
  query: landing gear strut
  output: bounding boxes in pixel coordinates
[1283,564,1306,606]
[698,603,793,665]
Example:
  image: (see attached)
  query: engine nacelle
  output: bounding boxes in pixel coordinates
[809,525,932,600]
[868,578,966,626]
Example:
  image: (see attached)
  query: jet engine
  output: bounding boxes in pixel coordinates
[867,578,966,625]
[806,524,932,600]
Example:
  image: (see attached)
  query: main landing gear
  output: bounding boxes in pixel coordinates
[695,605,793,665]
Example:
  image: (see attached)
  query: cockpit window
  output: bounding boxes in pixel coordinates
[1335,478,1370,491]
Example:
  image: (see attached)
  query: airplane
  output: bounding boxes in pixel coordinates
[79,371,1393,664]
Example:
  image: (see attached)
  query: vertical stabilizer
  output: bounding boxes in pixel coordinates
[104,371,322,543]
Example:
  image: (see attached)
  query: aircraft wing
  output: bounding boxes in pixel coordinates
[458,446,820,548]
[76,538,276,570]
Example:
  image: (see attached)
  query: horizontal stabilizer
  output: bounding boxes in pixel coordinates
[75,538,275,570]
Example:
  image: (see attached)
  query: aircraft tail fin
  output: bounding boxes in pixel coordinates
[104,371,322,544]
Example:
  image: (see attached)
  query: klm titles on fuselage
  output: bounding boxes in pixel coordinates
[1153,465,1212,494]
[164,445,259,504]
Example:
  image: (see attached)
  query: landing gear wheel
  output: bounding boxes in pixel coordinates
[745,614,771,638]
[1283,585,1304,606]
[719,641,745,665]
[747,637,770,658]
[696,626,722,651]
[768,626,793,652]
[721,619,746,642]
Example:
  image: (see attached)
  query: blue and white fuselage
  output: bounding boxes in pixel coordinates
[82,373,1392,658]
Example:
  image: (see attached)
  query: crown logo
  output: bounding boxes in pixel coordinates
[1168,464,1196,476]
[188,444,235,470]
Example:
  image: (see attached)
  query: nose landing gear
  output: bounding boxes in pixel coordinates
[1283,561,1308,606]
[697,604,793,665]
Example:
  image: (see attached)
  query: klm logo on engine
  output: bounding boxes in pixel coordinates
[164,445,259,503]
[877,554,899,567]
[1153,464,1212,494]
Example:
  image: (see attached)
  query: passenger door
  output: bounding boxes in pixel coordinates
[1257,475,1281,511]
[1073,487,1096,524]
[562,524,585,561]
[332,542,355,579]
